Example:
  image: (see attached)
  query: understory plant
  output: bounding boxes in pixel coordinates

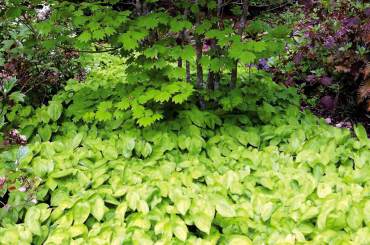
[0,53,369,244]
[0,1,369,244]
[1,0,294,127]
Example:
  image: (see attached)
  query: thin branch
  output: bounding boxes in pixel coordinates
[58,45,121,54]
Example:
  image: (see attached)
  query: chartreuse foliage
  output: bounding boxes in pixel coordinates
[1,54,370,244]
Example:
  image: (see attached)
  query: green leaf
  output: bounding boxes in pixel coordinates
[50,169,75,178]
[193,212,212,234]
[92,29,105,40]
[260,202,274,222]
[239,51,256,64]
[215,198,236,218]
[24,207,41,235]
[71,133,83,149]
[115,202,128,222]
[347,206,363,230]
[78,31,92,43]
[317,200,335,230]
[175,197,191,216]
[91,196,106,221]
[119,32,139,50]
[170,20,192,32]
[32,158,54,177]
[228,235,253,245]
[141,142,152,157]
[317,182,332,198]
[70,224,88,238]
[6,7,22,18]
[48,102,63,121]
[173,218,188,241]
[364,201,370,225]
[73,201,91,225]
[9,91,25,103]
[354,124,368,144]
[116,98,131,110]
[137,200,149,214]
[38,125,52,141]
[127,192,140,210]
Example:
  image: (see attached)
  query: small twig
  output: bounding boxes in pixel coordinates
[58,45,121,54]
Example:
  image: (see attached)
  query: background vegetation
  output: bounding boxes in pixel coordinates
[0,0,369,244]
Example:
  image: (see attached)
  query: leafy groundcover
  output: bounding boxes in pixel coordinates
[1,55,370,245]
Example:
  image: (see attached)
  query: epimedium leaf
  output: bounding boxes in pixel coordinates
[48,102,63,121]
[24,207,42,236]
[228,235,253,245]
[73,201,91,225]
[137,200,149,214]
[32,158,54,177]
[115,202,128,222]
[193,212,212,234]
[172,217,188,242]
[347,206,363,230]
[38,125,52,141]
[175,197,191,216]
[127,192,140,210]
[50,169,75,178]
[91,196,106,221]
[71,133,84,149]
[69,224,88,238]
[215,198,236,218]
[354,124,368,144]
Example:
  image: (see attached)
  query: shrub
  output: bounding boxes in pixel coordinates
[272,1,370,124]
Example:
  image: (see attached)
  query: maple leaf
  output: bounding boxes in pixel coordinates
[92,29,105,40]
[154,91,171,103]
[180,45,195,60]
[239,51,256,64]
[95,110,112,121]
[119,33,138,50]
[116,98,130,110]
[78,31,92,43]
[104,27,116,36]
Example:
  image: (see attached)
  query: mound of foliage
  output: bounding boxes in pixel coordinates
[1,54,370,244]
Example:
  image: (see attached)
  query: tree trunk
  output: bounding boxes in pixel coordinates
[230,0,249,88]
[142,1,148,15]
[195,35,203,90]
[217,0,223,17]
[230,65,237,89]
[207,70,215,90]
[186,61,191,83]
[195,4,205,109]
[207,0,222,90]
[135,0,142,15]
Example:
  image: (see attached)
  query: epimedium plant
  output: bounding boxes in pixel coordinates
[0,53,370,244]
